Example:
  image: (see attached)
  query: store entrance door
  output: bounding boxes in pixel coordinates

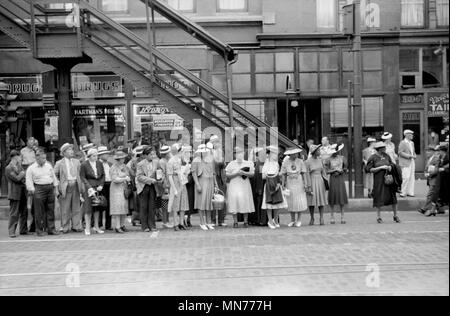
[277,98,321,147]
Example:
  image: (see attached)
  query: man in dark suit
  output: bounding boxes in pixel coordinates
[419,145,442,216]
[5,150,28,238]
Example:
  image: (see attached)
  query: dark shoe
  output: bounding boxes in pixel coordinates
[393,216,401,223]
[424,210,437,217]
[407,195,415,197]
[341,220,346,224]
[377,218,383,224]
[174,226,180,231]
[19,232,30,235]
[9,234,16,238]
[309,218,314,226]
[115,228,124,234]
[330,218,336,224]
[178,224,187,230]
[319,218,325,226]
[48,230,60,235]
[121,226,128,232]
[187,220,192,228]
[62,230,70,234]
[418,209,426,215]
[233,222,239,228]
[71,228,83,233]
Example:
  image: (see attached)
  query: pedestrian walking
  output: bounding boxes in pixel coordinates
[281,147,309,228]
[191,144,217,230]
[305,144,328,226]
[110,150,131,233]
[363,137,377,198]
[54,143,84,234]
[80,148,105,235]
[25,149,60,237]
[167,143,189,231]
[5,150,28,238]
[136,147,159,232]
[419,145,442,216]
[261,146,287,229]
[98,146,112,230]
[324,144,348,224]
[382,132,398,164]
[249,147,267,226]
[225,147,255,228]
[365,142,401,223]
[398,129,416,197]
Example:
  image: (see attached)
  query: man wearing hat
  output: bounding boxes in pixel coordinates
[5,150,28,237]
[363,137,377,198]
[127,145,147,226]
[382,132,398,164]
[398,129,417,197]
[54,143,84,233]
[419,145,443,216]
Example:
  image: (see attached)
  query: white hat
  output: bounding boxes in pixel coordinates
[97,146,110,156]
[171,143,181,152]
[367,137,376,143]
[206,142,214,151]
[82,143,95,152]
[381,132,393,140]
[160,145,170,155]
[60,143,73,154]
[209,135,219,142]
[87,148,98,158]
[336,144,345,153]
[284,147,302,156]
[309,144,322,155]
[133,145,147,156]
[195,144,207,154]
[181,145,192,152]
[266,145,279,153]
[374,141,386,149]
[404,129,414,136]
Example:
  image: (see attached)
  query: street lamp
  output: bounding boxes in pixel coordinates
[285,75,300,140]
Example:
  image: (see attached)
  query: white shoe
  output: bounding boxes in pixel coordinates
[84,229,91,236]
[207,224,215,230]
[274,221,280,228]
[94,228,105,234]
[200,224,208,231]
[163,223,174,229]
[288,222,295,227]
[295,221,302,227]
[268,220,276,229]
[210,223,216,227]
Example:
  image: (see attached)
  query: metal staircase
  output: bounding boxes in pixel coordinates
[0,0,296,148]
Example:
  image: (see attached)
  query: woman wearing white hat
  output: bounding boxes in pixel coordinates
[365,142,400,223]
[382,132,398,165]
[191,144,217,230]
[324,144,348,224]
[363,137,377,198]
[281,147,309,227]
[305,144,328,225]
[261,146,288,229]
[110,150,132,233]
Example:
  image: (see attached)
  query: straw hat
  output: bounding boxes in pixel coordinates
[133,145,147,156]
[86,148,98,158]
[97,146,110,156]
[403,129,414,136]
[160,145,170,155]
[309,144,322,155]
[113,150,128,160]
[381,132,392,140]
[374,142,386,149]
[195,144,207,154]
[284,147,302,156]
[82,143,95,152]
[266,145,279,154]
[60,143,73,154]
[367,137,376,143]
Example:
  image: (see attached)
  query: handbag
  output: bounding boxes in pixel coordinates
[322,175,329,191]
[91,192,107,208]
[124,182,134,199]
[384,173,394,186]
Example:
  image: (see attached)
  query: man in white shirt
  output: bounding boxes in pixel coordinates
[25,149,59,237]
[20,137,37,169]
[98,146,112,230]
[54,143,84,233]
[398,129,417,197]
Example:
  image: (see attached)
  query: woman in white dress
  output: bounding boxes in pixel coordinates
[225,147,255,228]
[281,147,309,227]
[261,146,288,229]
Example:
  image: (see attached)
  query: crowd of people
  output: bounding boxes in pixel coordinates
[4,130,449,238]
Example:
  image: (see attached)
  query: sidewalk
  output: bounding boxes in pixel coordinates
[0,179,435,220]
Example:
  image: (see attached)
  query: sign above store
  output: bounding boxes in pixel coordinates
[0,75,43,100]
[428,92,449,118]
[136,104,171,115]
[400,94,423,104]
[73,106,123,117]
[72,74,122,99]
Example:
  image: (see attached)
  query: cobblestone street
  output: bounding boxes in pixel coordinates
[0,210,448,296]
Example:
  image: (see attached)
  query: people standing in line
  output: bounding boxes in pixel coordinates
[306,144,328,226]
[110,150,131,234]
[249,147,267,226]
[419,145,442,216]
[324,144,349,224]
[382,132,398,165]
[261,146,287,229]
[167,143,189,231]
[158,145,173,228]
[98,146,112,230]
[191,144,217,231]
[6,150,28,238]
[363,138,377,198]
[209,136,227,227]
[181,145,195,227]
[127,145,146,226]
[319,136,332,160]
[281,147,309,228]
[366,142,401,223]
[225,147,255,228]
[25,149,60,237]
[54,143,84,234]
[80,148,105,236]
[398,129,416,197]
[136,147,159,232]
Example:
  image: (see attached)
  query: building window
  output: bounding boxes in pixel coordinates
[401,0,424,27]
[362,50,383,90]
[317,0,337,29]
[436,0,449,27]
[255,52,294,93]
[100,0,128,13]
[217,0,248,12]
[422,48,443,88]
[48,3,74,10]
[167,0,195,12]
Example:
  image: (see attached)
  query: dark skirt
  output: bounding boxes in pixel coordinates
[328,173,348,206]
[372,170,398,208]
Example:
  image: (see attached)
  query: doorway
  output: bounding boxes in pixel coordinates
[277,98,322,146]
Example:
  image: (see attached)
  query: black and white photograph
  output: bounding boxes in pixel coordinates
[0,0,448,300]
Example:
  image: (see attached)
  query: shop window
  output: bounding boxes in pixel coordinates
[217,0,248,12]
[317,0,337,29]
[422,48,443,88]
[401,0,424,27]
[167,0,195,13]
[100,0,129,13]
[234,99,265,122]
[320,51,339,91]
[363,50,382,70]
[328,97,383,128]
[436,0,449,27]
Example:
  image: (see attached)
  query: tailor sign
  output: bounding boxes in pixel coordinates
[428,92,449,118]
[0,75,43,100]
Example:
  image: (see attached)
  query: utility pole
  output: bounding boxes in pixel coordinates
[353,0,364,198]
